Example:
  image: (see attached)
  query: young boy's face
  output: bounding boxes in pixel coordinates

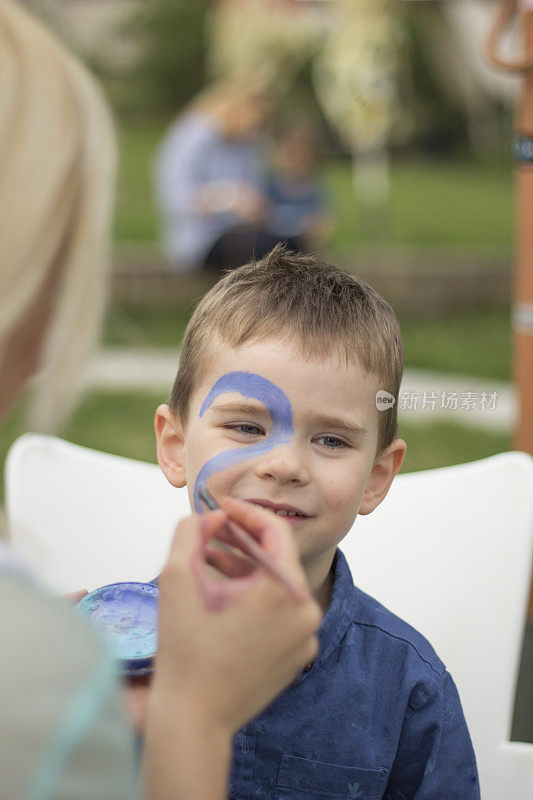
[156,337,405,593]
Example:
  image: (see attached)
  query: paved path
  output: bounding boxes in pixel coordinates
[84,348,515,432]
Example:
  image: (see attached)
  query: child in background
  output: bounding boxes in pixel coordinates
[155,246,480,800]
[154,79,275,275]
[265,120,332,251]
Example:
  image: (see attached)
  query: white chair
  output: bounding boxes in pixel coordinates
[343,451,533,800]
[5,433,187,593]
[5,435,533,798]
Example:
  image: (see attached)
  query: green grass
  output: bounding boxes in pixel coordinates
[400,420,510,473]
[62,391,165,462]
[114,121,164,244]
[0,390,510,505]
[114,120,514,252]
[399,306,512,382]
[104,303,192,348]
[325,158,513,253]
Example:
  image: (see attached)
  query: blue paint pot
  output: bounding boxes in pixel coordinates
[77,582,159,676]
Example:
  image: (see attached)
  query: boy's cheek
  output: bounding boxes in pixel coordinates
[186,452,245,501]
[328,480,364,514]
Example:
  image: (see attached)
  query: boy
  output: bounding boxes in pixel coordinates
[265,119,331,251]
[155,246,480,800]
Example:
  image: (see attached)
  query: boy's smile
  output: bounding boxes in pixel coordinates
[156,337,405,603]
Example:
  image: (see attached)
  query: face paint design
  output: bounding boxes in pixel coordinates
[193,370,294,511]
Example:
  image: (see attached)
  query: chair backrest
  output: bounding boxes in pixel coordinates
[5,435,533,797]
[5,434,186,593]
[343,451,533,800]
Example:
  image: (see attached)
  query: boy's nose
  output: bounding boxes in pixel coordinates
[254,442,310,486]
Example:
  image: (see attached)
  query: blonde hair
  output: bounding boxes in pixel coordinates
[170,246,404,454]
[0,0,116,431]
[188,78,270,138]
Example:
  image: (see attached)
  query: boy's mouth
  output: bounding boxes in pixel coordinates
[246,498,311,519]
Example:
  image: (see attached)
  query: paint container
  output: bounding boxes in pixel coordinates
[77,582,159,676]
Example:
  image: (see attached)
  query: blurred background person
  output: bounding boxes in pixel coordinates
[154,79,305,275]
[265,117,333,252]
[0,2,320,798]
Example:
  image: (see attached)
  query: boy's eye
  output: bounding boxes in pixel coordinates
[224,423,264,437]
[315,435,348,450]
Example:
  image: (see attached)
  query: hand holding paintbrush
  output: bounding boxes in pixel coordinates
[198,486,309,602]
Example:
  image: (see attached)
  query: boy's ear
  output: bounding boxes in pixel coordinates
[358,439,406,516]
[155,404,187,488]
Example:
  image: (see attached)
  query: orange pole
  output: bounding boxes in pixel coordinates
[488,0,533,454]
[513,11,533,456]
[487,0,533,617]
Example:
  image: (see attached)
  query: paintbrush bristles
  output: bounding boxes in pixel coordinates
[198,485,218,512]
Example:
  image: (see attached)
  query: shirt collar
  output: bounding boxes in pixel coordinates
[294,548,357,683]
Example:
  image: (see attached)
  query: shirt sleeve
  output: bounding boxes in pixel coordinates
[0,572,138,800]
[384,671,481,800]
[154,115,210,218]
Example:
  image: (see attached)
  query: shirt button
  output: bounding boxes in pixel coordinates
[303,662,313,673]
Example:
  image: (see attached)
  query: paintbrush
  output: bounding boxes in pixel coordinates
[197,485,307,601]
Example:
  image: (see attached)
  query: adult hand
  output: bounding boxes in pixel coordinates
[232,183,268,225]
[153,498,320,730]
[124,674,151,733]
[198,181,267,224]
[63,589,88,603]
[143,499,321,800]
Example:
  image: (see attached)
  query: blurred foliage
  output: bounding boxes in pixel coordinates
[402,10,467,155]
[105,0,209,118]
[275,56,332,136]
[87,1,508,156]
[401,9,511,156]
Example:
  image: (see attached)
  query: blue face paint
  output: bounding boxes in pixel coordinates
[77,582,158,676]
[193,371,294,511]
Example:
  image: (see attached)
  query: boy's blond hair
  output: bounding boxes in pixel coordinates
[170,246,404,454]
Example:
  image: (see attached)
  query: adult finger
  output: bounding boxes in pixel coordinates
[219,497,306,582]
[63,589,89,604]
[164,510,228,572]
[205,544,256,578]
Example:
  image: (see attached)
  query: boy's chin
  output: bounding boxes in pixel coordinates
[277,513,310,528]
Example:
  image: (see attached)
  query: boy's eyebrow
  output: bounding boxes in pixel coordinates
[313,413,368,439]
[209,401,270,417]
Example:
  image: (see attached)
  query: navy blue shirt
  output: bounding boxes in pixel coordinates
[230,550,480,800]
[264,174,324,239]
